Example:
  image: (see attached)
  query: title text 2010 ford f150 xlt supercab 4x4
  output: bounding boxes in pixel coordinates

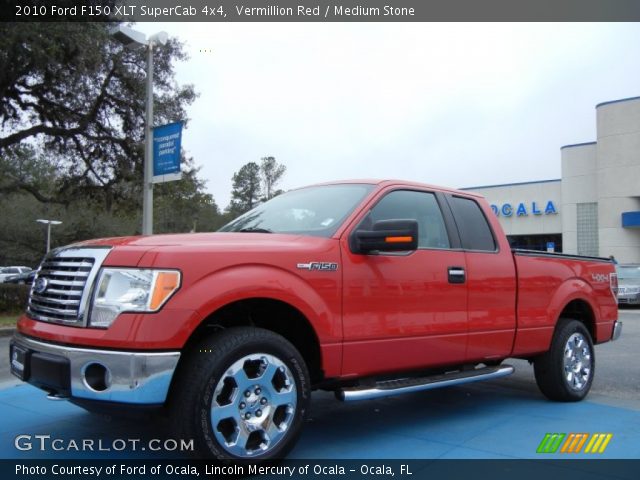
[10,180,621,461]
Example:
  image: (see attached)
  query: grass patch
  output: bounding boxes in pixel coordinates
[0,314,20,328]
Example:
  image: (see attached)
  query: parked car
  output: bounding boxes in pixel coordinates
[0,266,31,283]
[616,264,640,305]
[10,180,620,461]
[5,269,36,285]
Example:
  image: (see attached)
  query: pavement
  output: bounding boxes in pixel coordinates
[0,309,638,460]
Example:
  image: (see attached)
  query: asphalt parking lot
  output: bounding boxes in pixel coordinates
[0,309,638,460]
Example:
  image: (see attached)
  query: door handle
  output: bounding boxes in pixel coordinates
[448,266,466,284]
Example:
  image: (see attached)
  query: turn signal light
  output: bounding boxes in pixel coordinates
[385,236,413,243]
[150,271,181,310]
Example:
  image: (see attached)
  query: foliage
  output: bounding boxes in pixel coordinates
[0,22,224,265]
[260,156,286,201]
[154,156,225,233]
[0,23,290,266]
[0,22,196,211]
[0,191,138,266]
[227,162,262,216]
[0,283,30,313]
[225,157,288,217]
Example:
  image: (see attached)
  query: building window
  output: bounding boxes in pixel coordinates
[577,203,599,256]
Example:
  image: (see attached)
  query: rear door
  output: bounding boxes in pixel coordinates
[340,188,468,377]
[445,194,517,362]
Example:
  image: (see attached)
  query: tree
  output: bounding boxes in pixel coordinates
[0,191,139,267]
[227,162,262,216]
[0,22,196,211]
[154,156,223,233]
[0,22,228,265]
[260,156,286,201]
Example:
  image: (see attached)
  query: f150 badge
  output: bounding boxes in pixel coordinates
[297,262,339,271]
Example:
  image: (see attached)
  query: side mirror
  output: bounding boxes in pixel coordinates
[351,219,419,254]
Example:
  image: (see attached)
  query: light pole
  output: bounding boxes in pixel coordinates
[36,219,62,253]
[110,25,168,235]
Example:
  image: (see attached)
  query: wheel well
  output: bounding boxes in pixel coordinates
[559,299,596,341]
[183,298,323,384]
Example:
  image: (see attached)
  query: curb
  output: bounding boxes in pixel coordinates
[0,328,15,338]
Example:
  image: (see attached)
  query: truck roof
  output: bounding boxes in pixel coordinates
[303,179,484,199]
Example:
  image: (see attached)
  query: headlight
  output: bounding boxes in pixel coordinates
[89,268,181,328]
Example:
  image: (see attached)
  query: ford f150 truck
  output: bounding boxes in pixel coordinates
[10,180,621,460]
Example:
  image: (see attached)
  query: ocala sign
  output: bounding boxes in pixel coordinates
[490,201,558,217]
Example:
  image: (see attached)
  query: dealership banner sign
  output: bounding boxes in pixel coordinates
[152,122,183,184]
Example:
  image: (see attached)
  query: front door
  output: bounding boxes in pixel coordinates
[340,189,468,377]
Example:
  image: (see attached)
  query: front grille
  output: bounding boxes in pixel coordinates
[27,247,111,327]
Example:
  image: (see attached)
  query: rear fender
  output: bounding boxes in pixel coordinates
[513,277,598,356]
[547,277,599,333]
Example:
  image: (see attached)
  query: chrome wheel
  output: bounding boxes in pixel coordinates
[563,332,592,391]
[211,353,297,458]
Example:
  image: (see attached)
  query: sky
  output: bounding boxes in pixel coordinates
[136,22,640,209]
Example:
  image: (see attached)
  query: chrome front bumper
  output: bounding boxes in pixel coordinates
[611,320,623,341]
[10,334,180,405]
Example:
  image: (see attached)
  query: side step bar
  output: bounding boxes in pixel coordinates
[337,365,514,402]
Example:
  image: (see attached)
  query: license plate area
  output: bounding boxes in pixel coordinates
[10,343,30,381]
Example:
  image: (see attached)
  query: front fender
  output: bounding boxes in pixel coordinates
[169,264,341,344]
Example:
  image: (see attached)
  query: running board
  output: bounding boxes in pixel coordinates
[337,365,514,402]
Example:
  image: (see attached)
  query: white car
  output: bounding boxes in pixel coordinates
[0,266,32,283]
[616,264,640,305]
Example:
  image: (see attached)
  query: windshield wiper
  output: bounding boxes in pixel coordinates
[238,227,273,233]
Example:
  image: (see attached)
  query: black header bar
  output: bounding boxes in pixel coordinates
[2,0,640,22]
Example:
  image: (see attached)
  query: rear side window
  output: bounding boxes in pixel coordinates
[449,196,496,251]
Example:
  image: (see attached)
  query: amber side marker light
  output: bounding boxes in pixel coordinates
[385,236,413,243]
[150,271,181,310]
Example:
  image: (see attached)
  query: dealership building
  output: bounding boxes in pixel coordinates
[463,96,640,264]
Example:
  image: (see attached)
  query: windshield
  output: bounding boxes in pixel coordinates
[616,265,640,280]
[219,184,374,237]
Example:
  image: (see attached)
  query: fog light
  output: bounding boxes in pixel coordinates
[83,363,111,392]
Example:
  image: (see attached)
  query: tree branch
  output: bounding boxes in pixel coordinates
[0,67,116,150]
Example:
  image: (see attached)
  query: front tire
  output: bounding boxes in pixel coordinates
[170,327,310,461]
[534,318,595,402]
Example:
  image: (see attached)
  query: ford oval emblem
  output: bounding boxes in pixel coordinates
[33,277,48,294]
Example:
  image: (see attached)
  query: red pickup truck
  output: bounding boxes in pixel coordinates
[10,180,621,460]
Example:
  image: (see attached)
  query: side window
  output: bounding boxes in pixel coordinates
[364,190,450,249]
[449,196,496,251]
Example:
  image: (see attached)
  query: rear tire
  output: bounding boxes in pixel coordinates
[534,318,595,402]
[170,327,310,461]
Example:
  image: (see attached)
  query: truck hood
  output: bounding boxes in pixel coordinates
[75,232,334,254]
[71,232,341,282]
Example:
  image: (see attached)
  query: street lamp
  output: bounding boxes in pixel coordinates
[36,219,62,253]
[110,25,168,235]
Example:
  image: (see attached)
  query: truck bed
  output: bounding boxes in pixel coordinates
[511,249,618,357]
